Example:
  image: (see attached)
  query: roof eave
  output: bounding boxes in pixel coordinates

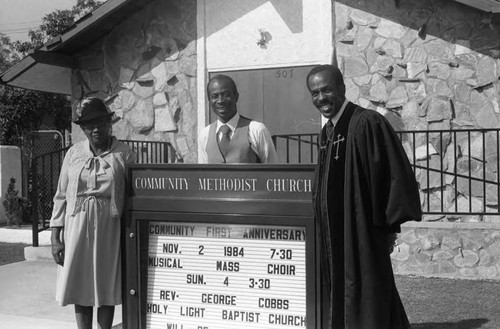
[454,0,500,13]
[0,0,153,94]
[1,51,75,95]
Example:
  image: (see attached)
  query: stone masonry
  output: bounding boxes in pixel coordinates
[71,0,197,163]
[65,0,500,280]
[335,0,500,279]
[336,0,500,223]
[393,223,500,280]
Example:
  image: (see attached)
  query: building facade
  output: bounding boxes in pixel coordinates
[3,0,500,280]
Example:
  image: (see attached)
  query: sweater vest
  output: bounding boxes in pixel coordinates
[206,116,260,163]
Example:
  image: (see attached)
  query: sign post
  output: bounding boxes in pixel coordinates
[123,164,317,329]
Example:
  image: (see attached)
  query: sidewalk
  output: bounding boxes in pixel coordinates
[0,228,122,329]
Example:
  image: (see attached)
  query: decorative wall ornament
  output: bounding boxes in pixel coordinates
[256,29,272,49]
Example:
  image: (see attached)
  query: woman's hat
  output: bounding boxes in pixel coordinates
[73,97,114,124]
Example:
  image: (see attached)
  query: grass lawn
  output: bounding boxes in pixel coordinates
[0,242,27,266]
[397,275,500,329]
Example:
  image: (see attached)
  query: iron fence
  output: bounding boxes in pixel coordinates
[30,147,69,246]
[397,129,500,218]
[273,128,500,219]
[272,133,319,164]
[122,139,181,164]
[29,130,500,246]
[30,140,177,246]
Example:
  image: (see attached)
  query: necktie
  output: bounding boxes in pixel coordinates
[218,125,231,156]
[325,120,334,142]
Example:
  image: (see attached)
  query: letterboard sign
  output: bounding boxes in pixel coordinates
[123,164,317,329]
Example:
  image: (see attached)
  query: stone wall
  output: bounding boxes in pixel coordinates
[335,0,500,223]
[71,0,197,163]
[393,224,500,280]
[335,0,500,280]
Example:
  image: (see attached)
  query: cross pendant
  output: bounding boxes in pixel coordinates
[333,134,345,160]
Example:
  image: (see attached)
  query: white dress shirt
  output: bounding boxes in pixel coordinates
[327,99,349,128]
[198,113,279,164]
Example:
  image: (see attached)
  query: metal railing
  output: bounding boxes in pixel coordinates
[273,128,500,218]
[30,140,177,246]
[122,139,181,164]
[397,129,500,217]
[30,147,69,246]
[272,133,319,164]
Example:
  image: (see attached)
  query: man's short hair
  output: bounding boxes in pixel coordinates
[207,74,238,95]
[306,64,345,90]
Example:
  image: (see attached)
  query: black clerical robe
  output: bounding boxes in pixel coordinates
[313,102,422,328]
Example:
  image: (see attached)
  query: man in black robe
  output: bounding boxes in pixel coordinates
[307,64,422,328]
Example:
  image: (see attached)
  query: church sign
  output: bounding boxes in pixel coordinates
[123,164,318,328]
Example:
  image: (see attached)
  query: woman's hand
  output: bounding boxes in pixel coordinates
[51,227,65,266]
[51,241,65,266]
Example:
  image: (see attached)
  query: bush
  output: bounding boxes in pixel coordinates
[27,169,50,226]
[2,177,29,227]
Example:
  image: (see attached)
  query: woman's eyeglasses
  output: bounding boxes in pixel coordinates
[82,121,108,131]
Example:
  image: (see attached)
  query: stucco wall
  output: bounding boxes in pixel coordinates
[71,0,198,163]
[204,0,333,71]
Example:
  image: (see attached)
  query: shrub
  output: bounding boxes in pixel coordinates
[2,177,29,227]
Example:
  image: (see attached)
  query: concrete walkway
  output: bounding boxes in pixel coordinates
[0,228,122,329]
[3,228,499,328]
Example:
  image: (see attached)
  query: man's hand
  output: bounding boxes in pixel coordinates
[387,232,397,253]
[51,241,65,266]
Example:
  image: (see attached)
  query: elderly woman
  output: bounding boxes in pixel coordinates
[50,97,135,329]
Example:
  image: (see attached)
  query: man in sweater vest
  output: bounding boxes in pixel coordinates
[198,74,279,164]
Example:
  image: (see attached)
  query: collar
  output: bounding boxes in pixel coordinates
[328,99,348,127]
[217,113,240,133]
[84,136,116,157]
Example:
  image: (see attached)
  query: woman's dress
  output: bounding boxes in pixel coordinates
[51,139,134,307]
